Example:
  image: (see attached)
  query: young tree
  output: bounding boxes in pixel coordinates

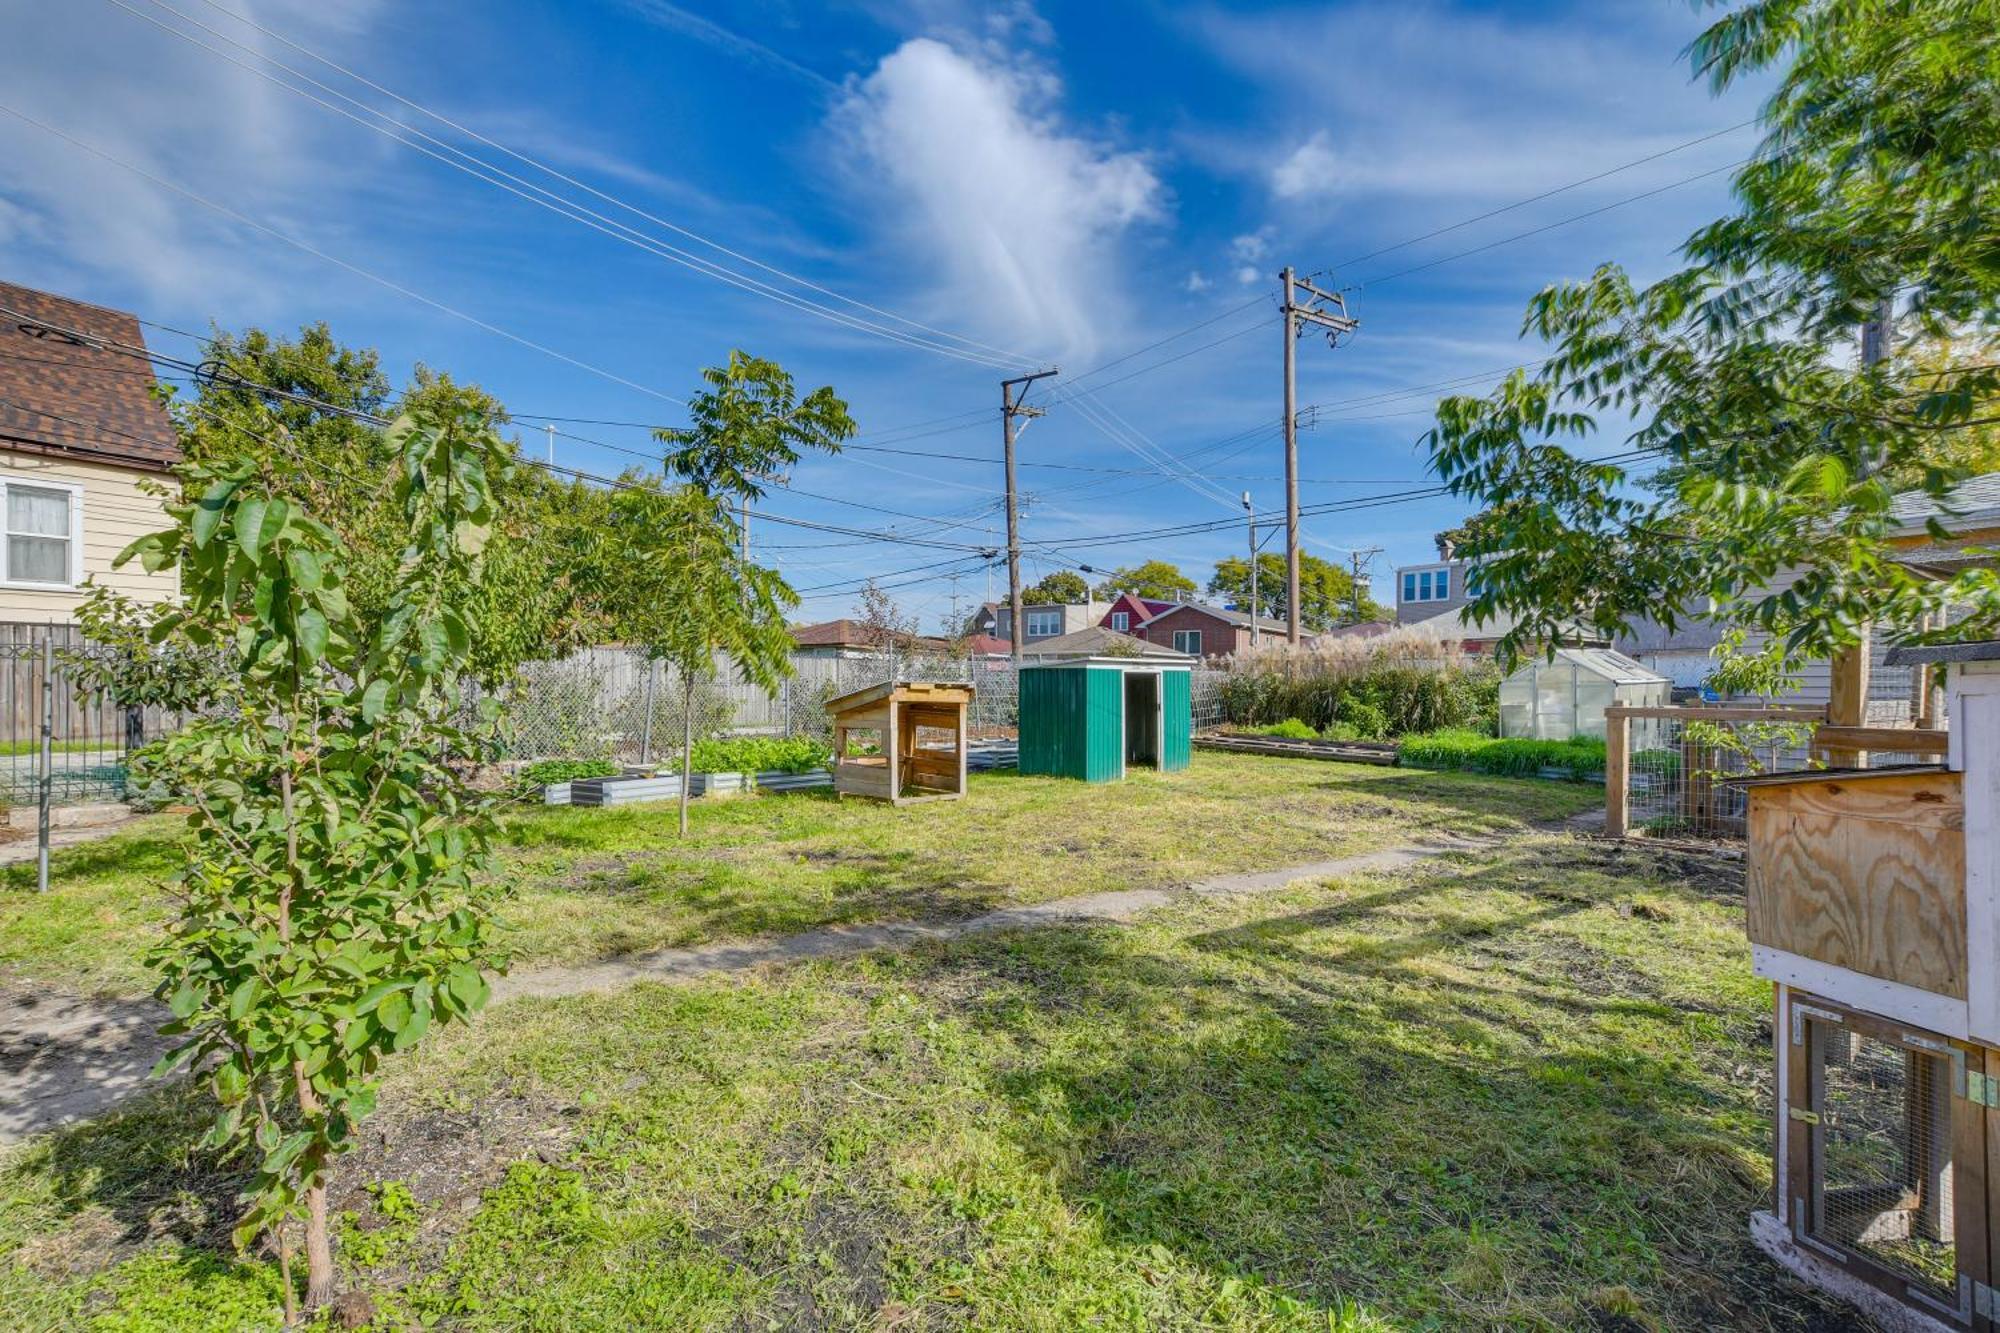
[641,351,854,834]
[112,401,513,1320]
[1092,559,1197,602]
[605,481,797,836]
[854,578,919,650]
[1021,569,1090,604]
[1427,0,2000,667]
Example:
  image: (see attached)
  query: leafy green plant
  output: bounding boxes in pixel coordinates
[688,736,831,775]
[518,759,621,788]
[1398,729,1607,782]
[118,402,511,1320]
[1242,719,1317,740]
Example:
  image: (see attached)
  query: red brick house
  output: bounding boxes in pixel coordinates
[1129,602,1307,658]
[1096,592,1175,636]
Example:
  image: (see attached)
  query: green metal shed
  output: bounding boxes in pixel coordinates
[1018,658,1193,782]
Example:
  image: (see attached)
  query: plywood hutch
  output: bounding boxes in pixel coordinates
[1731,641,2000,1332]
[826,680,972,806]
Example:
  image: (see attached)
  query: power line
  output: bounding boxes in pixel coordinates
[0,100,695,410]
[116,0,1036,373]
[1331,119,1758,271]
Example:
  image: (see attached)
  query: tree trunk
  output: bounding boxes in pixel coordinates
[302,1173,335,1310]
[678,672,694,837]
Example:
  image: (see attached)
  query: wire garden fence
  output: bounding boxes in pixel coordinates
[0,624,177,811]
[1606,705,1950,841]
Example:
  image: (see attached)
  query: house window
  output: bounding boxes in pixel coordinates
[3,483,78,587]
[1110,611,1129,631]
[1402,572,1417,602]
[1172,629,1202,655]
[1025,610,1063,637]
[1401,567,1453,604]
[1418,571,1433,600]
[1436,569,1450,600]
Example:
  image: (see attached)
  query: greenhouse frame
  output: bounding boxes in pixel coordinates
[1497,648,1672,742]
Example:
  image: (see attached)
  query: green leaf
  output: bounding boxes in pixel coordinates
[376,991,412,1034]
[359,678,392,724]
[168,980,202,1020]
[190,479,238,549]
[226,976,264,1021]
[297,607,330,660]
[353,978,408,1015]
[233,498,269,561]
[391,995,430,1052]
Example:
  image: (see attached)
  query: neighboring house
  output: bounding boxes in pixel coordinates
[960,633,1012,657]
[1019,624,1193,660]
[790,619,948,658]
[1413,603,1609,655]
[1393,557,1479,625]
[1616,471,2000,720]
[966,602,1000,638]
[1319,619,1396,641]
[1096,591,1175,636]
[1131,601,1306,658]
[993,599,1109,645]
[0,281,181,625]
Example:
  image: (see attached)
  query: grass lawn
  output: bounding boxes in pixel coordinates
[0,754,1599,998]
[0,835,1847,1331]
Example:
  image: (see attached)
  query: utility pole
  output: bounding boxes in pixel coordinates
[1279,267,1359,645]
[1828,296,1897,767]
[1002,368,1059,667]
[1348,546,1383,625]
[544,422,555,466]
[1244,492,1259,647]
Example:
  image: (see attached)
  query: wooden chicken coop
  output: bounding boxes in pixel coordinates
[826,680,973,806]
[1730,641,2000,1332]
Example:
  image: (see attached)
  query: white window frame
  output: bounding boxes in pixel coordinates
[1025,609,1064,638]
[1110,611,1130,632]
[1399,563,1455,605]
[0,479,83,591]
[1172,629,1203,656]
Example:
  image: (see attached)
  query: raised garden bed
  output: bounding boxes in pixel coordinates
[1195,732,1400,765]
[560,768,833,807]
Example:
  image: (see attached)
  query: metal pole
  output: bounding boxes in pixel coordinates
[1281,266,1301,646]
[545,422,555,466]
[1244,491,1259,647]
[37,630,53,894]
[639,658,657,766]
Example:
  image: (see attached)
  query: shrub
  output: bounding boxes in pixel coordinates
[1631,748,1681,779]
[1398,729,1607,782]
[688,736,832,775]
[519,758,620,788]
[1218,631,1500,739]
[1244,718,1317,740]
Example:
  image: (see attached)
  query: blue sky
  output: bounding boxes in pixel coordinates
[0,0,1767,629]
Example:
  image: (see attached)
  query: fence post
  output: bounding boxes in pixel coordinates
[37,631,53,894]
[1604,706,1630,840]
[639,659,658,766]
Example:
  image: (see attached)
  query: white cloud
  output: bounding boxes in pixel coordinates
[1183,270,1211,293]
[1271,130,1340,200]
[831,36,1163,363]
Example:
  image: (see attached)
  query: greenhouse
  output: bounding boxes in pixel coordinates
[1496,648,1671,741]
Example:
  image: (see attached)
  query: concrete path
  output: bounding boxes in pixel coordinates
[2,833,1494,1144]
[495,835,1487,1001]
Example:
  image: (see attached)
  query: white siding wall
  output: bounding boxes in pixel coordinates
[0,450,177,624]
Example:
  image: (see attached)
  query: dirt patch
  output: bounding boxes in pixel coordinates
[331,1082,578,1282]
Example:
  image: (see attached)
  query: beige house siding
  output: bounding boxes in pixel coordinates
[0,449,176,624]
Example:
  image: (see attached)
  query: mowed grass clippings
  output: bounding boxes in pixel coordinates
[0,754,1600,997]
[2,838,1854,1331]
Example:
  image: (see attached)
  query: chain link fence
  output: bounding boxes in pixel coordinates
[493,646,1229,763]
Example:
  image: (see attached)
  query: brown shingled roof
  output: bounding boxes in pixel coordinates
[0,281,181,472]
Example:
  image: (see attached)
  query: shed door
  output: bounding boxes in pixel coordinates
[1161,670,1192,772]
[1083,668,1126,782]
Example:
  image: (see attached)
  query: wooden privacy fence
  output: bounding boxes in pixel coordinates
[1603,704,1950,841]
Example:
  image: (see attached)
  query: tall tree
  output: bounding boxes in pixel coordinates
[108,401,513,1320]
[1209,553,1386,630]
[1093,560,1197,602]
[854,579,919,649]
[1427,0,2000,668]
[1021,569,1090,604]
